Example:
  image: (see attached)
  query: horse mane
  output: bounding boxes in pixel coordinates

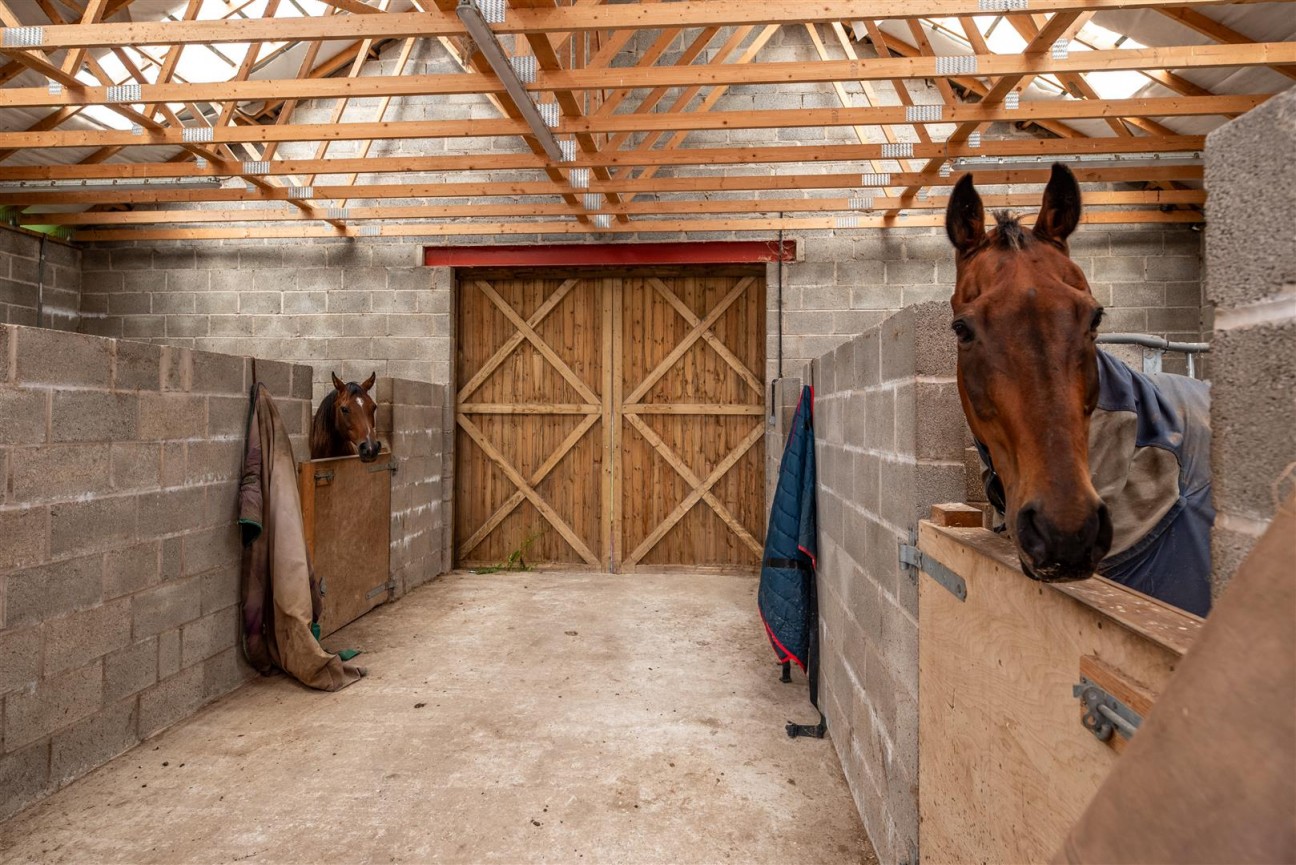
[991,210,1031,251]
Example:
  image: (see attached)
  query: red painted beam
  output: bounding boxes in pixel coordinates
[423,240,795,267]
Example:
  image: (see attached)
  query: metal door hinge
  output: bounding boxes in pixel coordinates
[1073,676,1142,742]
[366,580,396,600]
[314,470,335,486]
[899,537,967,602]
[367,460,398,474]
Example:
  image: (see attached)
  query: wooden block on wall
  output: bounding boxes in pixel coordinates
[930,502,984,527]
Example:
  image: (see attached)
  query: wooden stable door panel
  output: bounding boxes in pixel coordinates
[455,275,605,569]
[455,269,764,572]
[618,273,766,570]
[299,452,393,637]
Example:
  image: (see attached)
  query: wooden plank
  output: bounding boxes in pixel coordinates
[601,276,616,571]
[68,209,1206,243]
[0,166,1208,203]
[16,189,1210,226]
[624,404,764,415]
[8,1,1271,50]
[918,520,1199,864]
[946,521,1205,655]
[0,133,1208,182]
[2,52,1275,114]
[456,403,599,414]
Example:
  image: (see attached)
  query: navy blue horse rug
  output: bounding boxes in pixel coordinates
[757,385,825,737]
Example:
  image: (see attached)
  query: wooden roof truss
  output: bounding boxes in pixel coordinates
[0,0,1291,242]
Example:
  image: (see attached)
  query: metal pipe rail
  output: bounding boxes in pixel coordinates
[1098,332,1210,377]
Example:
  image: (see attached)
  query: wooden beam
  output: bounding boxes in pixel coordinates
[22,189,1205,226]
[1,0,1271,49]
[3,42,1290,109]
[0,133,1208,183]
[0,94,1258,150]
[66,209,1204,242]
[0,165,1205,206]
[1156,6,1296,80]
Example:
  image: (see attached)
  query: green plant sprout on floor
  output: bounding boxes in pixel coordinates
[473,529,542,574]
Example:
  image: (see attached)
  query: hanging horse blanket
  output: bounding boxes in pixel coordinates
[757,385,823,736]
[239,383,365,691]
[977,350,1213,616]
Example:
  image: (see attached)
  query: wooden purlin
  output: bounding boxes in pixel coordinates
[1,0,1274,51]
[0,133,1212,182]
[3,41,1292,109]
[1,166,1208,207]
[19,190,1209,227]
[1156,6,1296,80]
[69,209,1205,242]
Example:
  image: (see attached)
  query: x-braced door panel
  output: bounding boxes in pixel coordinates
[455,269,765,572]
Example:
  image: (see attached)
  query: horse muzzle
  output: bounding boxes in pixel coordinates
[1014,501,1112,583]
[357,439,382,462]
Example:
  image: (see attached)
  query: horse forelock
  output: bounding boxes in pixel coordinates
[991,210,1029,251]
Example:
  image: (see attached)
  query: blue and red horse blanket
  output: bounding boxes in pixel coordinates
[757,385,826,736]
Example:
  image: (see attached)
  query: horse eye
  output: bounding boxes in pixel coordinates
[951,320,974,344]
[341,406,350,414]
[1091,308,1105,330]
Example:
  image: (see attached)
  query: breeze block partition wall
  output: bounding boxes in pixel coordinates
[775,301,969,863]
[0,326,450,821]
[1203,85,1296,596]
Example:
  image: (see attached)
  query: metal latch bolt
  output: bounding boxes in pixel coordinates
[1074,676,1142,742]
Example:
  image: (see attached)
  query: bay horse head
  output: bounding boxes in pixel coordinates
[945,163,1112,582]
[312,371,381,462]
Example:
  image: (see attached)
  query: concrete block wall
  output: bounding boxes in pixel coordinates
[806,302,969,864]
[767,224,1204,383]
[376,377,454,597]
[0,324,313,821]
[1,228,81,332]
[79,241,452,403]
[1203,85,1296,595]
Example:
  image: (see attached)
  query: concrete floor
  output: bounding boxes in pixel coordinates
[0,571,875,864]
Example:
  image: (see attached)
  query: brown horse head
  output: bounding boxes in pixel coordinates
[945,163,1112,582]
[311,371,381,462]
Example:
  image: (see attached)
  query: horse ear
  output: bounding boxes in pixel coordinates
[331,372,346,391]
[1033,162,1082,247]
[945,173,985,255]
[360,372,376,392]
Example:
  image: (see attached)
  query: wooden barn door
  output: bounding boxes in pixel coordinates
[455,268,764,572]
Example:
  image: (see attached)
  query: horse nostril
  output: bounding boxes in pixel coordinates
[1016,504,1049,566]
[1091,503,1113,564]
